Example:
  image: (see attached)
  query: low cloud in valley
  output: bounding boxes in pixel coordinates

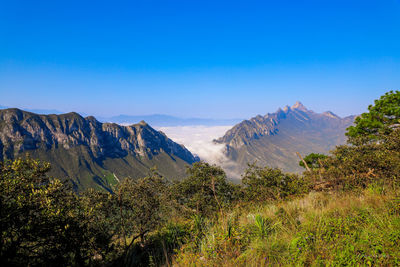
[157,125,241,180]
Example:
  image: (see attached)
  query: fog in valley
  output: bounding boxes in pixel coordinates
[157,125,241,180]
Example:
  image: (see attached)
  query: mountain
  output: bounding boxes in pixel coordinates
[0,105,241,127]
[0,105,63,115]
[100,114,242,127]
[0,108,198,192]
[215,102,355,174]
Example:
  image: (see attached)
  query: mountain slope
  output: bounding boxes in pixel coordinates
[215,102,355,174]
[0,108,198,191]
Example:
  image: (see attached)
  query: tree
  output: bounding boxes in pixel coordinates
[0,157,94,266]
[242,163,309,202]
[346,90,400,144]
[172,162,238,217]
[312,91,400,190]
[115,171,168,250]
[299,153,327,170]
[321,128,400,190]
[79,188,121,263]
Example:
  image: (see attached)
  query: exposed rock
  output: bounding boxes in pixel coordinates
[215,103,355,174]
[0,108,197,191]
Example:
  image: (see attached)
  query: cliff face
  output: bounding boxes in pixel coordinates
[216,102,355,174]
[0,108,197,191]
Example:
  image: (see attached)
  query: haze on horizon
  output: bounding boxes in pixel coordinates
[1,0,399,119]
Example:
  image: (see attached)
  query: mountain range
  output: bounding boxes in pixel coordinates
[0,108,197,192]
[99,114,242,127]
[0,105,64,115]
[0,105,241,127]
[0,103,356,189]
[215,102,355,174]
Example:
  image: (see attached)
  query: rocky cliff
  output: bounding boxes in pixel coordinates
[216,102,355,174]
[0,108,198,191]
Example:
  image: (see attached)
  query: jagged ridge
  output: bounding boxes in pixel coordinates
[216,102,355,174]
[0,108,197,191]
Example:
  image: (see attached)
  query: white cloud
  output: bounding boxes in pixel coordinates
[157,125,241,180]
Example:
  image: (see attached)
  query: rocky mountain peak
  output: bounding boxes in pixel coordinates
[0,108,199,191]
[322,111,340,119]
[291,101,307,111]
[216,104,356,174]
[0,108,197,163]
[138,120,148,126]
[283,105,291,113]
[216,102,354,151]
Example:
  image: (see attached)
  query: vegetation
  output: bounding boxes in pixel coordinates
[0,158,95,266]
[1,91,400,266]
[242,164,310,201]
[174,190,400,266]
[171,162,239,217]
[347,90,400,144]
[298,153,327,170]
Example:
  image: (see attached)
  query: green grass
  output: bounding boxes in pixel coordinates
[101,171,119,188]
[173,189,400,266]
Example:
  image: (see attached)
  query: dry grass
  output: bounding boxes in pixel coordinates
[173,189,400,266]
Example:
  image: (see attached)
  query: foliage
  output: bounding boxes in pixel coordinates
[253,215,273,239]
[172,91,400,265]
[346,90,400,144]
[313,128,400,191]
[0,158,177,266]
[79,188,121,262]
[242,163,310,201]
[3,90,400,266]
[299,153,327,170]
[299,91,400,191]
[115,170,168,249]
[171,161,239,217]
[3,154,400,266]
[126,222,191,267]
[0,157,96,266]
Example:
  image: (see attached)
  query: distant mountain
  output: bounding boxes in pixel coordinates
[0,105,63,115]
[100,114,242,127]
[0,108,198,192]
[0,106,241,127]
[215,102,355,174]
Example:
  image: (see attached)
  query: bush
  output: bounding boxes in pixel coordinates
[242,163,310,202]
[171,161,240,217]
[315,128,400,191]
[0,157,96,266]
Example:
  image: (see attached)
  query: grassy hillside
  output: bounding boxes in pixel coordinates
[2,156,399,266]
[173,188,400,266]
[28,147,191,192]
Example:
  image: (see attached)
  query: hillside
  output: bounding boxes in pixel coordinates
[2,91,400,267]
[0,108,198,191]
[216,102,355,173]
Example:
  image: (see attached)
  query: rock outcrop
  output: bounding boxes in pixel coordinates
[215,102,355,174]
[0,108,197,191]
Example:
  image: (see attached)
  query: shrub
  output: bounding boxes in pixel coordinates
[171,161,239,217]
[0,157,95,266]
[242,163,310,202]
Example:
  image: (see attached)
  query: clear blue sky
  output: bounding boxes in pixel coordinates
[0,0,399,118]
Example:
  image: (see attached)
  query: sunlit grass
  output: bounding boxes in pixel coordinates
[173,189,400,266]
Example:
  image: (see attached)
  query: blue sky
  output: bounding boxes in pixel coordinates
[0,0,399,118]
